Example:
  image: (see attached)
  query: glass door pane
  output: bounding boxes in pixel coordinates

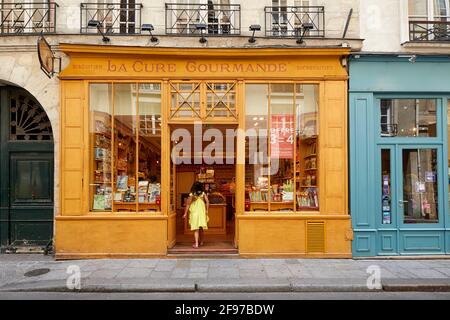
[401,148,439,224]
[381,149,393,224]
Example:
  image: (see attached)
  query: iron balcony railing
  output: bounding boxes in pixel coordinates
[80,2,143,34]
[264,6,324,38]
[165,3,241,35]
[0,2,58,34]
[409,20,450,41]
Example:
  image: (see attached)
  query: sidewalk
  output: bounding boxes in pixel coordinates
[1,254,450,293]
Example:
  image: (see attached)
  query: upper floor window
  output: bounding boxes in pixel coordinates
[165,0,241,35]
[409,0,450,40]
[81,0,143,34]
[265,0,324,38]
[0,0,58,34]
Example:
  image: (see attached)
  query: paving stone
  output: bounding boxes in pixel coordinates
[383,267,419,279]
[407,268,450,278]
[434,268,450,277]
[264,266,292,278]
[260,259,286,266]
[189,267,208,273]
[101,261,131,270]
[87,269,122,279]
[171,270,189,278]
[286,265,313,278]
[116,268,152,279]
[175,260,191,268]
[285,259,299,264]
[188,272,208,279]
[237,260,263,269]
[239,269,267,279]
[209,260,238,267]
[154,262,177,272]
[128,260,159,268]
[149,271,171,279]
[189,260,210,267]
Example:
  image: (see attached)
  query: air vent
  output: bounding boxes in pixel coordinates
[306,221,325,253]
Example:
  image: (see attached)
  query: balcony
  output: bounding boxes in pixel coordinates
[264,6,324,38]
[409,20,450,41]
[0,2,58,34]
[80,2,143,34]
[165,3,240,35]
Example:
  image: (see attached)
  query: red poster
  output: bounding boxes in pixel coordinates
[270,114,294,159]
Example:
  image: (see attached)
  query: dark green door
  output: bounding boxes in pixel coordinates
[0,87,54,251]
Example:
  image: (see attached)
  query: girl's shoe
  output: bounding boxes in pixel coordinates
[192,244,199,249]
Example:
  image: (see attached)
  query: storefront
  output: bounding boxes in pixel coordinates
[350,54,450,257]
[55,44,351,259]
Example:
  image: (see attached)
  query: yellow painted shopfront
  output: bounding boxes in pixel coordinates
[55,44,352,259]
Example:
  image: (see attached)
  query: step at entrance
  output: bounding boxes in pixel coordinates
[168,241,238,256]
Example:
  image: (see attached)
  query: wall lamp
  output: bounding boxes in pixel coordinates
[196,23,207,43]
[142,24,158,43]
[296,22,314,44]
[87,19,110,43]
[248,24,261,43]
[398,54,417,63]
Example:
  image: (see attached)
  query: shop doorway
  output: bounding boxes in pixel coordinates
[0,86,54,252]
[168,124,237,254]
[379,145,445,254]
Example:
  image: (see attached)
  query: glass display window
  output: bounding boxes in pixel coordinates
[89,83,161,213]
[245,83,319,212]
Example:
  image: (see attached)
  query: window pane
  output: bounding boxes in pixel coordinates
[409,0,428,17]
[381,149,392,224]
[113,84,137,212]
[270,84,295,212]
[170,82,201,118]
[245,84,269,211]
[380,99,437,137]
[138,83,162,212]
[206,82,236,119]
[402,149,439,223]
[434,0,449,17]
[296,84,319,210]
[90,84,113,212]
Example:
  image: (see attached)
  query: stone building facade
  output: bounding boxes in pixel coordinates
[0,0,361,253]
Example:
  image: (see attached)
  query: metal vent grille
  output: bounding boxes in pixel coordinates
[306,221,325,253]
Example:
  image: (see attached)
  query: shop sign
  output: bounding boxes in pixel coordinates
[37,34,60,78]
[270,114,294,159]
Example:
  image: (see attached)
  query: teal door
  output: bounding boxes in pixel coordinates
[0,87,54,251]
[377,145,446,254]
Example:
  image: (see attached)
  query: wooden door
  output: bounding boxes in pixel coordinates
[0,87,54,251]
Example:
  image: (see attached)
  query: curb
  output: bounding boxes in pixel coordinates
[1,278,450,293]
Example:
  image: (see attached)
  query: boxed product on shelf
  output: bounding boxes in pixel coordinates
[138,180,149,193]
[95,120,108,133]
[93,194,106,210]
[116,175,129,191]
[148,183,161,203]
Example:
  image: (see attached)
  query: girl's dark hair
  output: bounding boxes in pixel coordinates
[191,181,204,196]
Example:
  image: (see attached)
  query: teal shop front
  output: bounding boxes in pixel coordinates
[349,55,450,257]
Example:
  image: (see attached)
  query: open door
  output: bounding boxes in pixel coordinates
[167,154,177,249]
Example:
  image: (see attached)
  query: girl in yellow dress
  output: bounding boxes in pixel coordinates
[183,182,209,248]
